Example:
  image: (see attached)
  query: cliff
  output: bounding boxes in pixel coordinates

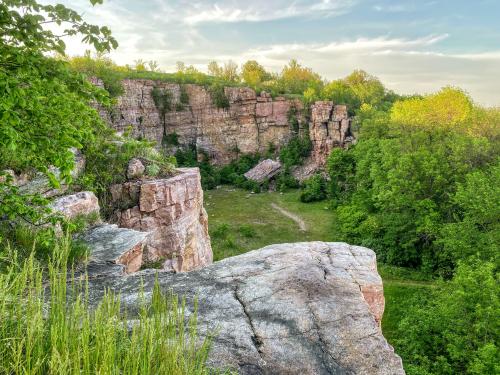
[94,79,354,168]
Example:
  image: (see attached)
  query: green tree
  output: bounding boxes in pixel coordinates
[0,0,117,223]
[397,259,499,375]
[279,59,323,95]
[241,60,270,88]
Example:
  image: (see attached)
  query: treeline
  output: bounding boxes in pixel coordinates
[66,52,398,114]
[300,87,499,374]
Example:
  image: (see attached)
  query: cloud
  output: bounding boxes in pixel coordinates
[184,0,356,24]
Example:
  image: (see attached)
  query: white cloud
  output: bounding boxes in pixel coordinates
[184,0,356,24]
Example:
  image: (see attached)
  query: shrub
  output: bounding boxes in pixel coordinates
[180,86,190,104]
[209,84,230,109]
[238,225,257,238]
[151,87,173,116]
[279,135,312,169]
[163,132,180,146]
[300,174,327,202]
[146,163,161,177]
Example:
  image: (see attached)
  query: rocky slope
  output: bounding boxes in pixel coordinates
[94,79,353,167]
[85,242,404,375]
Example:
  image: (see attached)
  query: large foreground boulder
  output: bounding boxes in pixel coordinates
[86,242,404,374]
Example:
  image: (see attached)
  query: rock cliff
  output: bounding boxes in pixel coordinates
[109,167,213,272]
[94,79,353,168]
[85,241,404,374]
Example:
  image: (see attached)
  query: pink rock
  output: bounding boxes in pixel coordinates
[111,168,212,272]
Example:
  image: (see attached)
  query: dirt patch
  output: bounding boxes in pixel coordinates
[270,203,307,231]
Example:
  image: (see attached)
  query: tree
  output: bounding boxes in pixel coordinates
[207,60,222,77]
[208,60,239,82]
[279,59,323,94]
[241,60,269,88]
[397,259,499,375]
[0,0,117,223]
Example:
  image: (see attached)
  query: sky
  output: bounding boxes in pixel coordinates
[41,0,500,106]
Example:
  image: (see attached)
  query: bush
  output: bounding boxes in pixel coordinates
[163,132,180,146]
[209,84,230,109]
[300,174,327,202]
[279,135,312,169]
[151,87,173,116]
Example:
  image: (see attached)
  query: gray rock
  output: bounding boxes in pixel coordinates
[244,159,282,183]
[80,224,150,274]
[127,158,145,180]
[85,242,404,374]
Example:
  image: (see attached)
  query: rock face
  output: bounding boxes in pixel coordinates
[94,79,305,165]
[86,242,404,374]
[244,159,282,183]
[80,224,149,274]
[110,168,212,272]
[51,191,100,220]
[309,102,355,166]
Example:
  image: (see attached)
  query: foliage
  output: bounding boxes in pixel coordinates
[0,0,117,225]
[332,87,499,273]
[0,238,215,374]
[151,87,173,116]
[164,132,180,146]
[326,148,356,206]
[209,84,230,109]
[279,135,312,169]
[320,70,396,114]
[300,174,327,203]
[77,135,175,217]
[66,51,124,97]
[279,59,323,95]
[396,259,499,375]
[207,60,239,82]
[241,60,270,88]
[180,85,190,104]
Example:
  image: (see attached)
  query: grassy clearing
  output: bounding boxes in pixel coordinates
[205,186,435,346]
[205,187,335,260]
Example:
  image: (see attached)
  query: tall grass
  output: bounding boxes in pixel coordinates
[0,236,214,374]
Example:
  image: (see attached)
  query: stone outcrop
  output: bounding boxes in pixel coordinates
[51,191,100,220]
[244,159,282,183]
[80,224,149,274]
[109,168,212,272]
[94,79,305,165]
[85,242,404,374]
[127,158,145,180]
[309,102,354,166]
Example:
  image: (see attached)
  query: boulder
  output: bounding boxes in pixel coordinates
[51,191,100,220]
[110,168,213,272]
[127,158,145,180]
[80,224,150,274]
[244,159,282,183]
[85,242,404,374]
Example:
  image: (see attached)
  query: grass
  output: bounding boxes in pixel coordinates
[205,187,335,260]
[0,236,217,375]
[205,186,435,346]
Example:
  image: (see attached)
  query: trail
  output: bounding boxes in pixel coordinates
[270,203,307,231]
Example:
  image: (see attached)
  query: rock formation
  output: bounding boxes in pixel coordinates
[109,167,212,272]
[94,79,305,165]
[51,191,100,220]
[80,224,150,274]
[85,241,404,374]
[309,102,354,166]
[244,159,282,183]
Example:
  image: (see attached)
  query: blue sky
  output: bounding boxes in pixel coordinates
[43,0,500,106]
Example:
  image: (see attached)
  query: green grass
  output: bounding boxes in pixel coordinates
[0,236,217,375]
[205,187,336,260]
[205,186,435,346]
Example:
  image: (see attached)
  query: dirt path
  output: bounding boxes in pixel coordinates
[270,203,308,231]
